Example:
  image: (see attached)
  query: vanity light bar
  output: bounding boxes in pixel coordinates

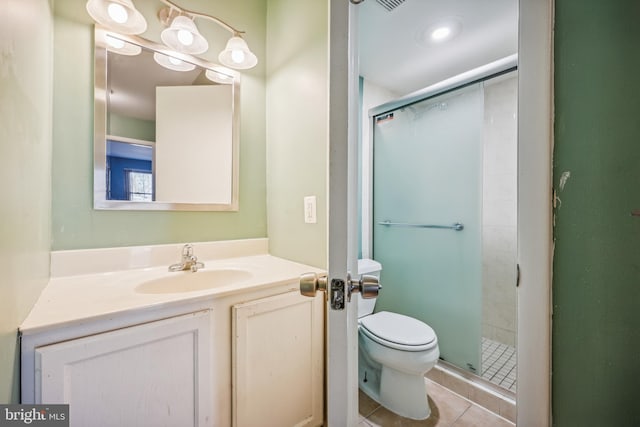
[86,0,258,70]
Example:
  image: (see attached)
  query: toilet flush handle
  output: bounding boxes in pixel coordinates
[347,274,382,302]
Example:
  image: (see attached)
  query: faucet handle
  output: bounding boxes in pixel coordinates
[182,244,194,258]
[190,259,205,272]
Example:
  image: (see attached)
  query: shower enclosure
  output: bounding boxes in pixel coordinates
[366,65,518,391]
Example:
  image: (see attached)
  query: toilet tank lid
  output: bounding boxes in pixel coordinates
[358,259,382,275]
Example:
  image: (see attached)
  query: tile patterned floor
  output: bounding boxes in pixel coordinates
[480,338,517,392]
[358,379,514,427]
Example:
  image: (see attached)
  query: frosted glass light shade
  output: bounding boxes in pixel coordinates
[205,68,234,84]
[218,36,258,70]
[153,52,196,72]
[106,35,142,56]
[161,16,208,55]
[86,0,147,35]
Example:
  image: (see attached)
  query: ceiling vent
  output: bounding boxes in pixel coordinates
[375,0,406,12]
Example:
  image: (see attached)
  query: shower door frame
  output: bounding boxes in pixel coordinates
[369,77,494,377]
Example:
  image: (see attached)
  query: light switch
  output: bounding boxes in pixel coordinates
[304,196,317,224]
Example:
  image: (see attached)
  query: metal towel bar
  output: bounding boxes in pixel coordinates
[378,220,464,231]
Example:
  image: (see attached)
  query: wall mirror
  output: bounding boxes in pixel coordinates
[93,28,240,211]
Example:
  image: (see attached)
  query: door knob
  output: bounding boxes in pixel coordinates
[347,274,381,302]
[300,272,328,297]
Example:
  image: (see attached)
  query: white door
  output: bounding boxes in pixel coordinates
[311,1,364,425]
[294,0,365,423]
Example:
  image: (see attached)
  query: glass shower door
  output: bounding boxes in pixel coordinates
[372,83,484,373]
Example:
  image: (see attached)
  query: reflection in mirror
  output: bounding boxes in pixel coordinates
[106,138,153,201]
[94,28,240,211]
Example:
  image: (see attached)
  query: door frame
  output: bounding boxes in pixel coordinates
[326,0,553,425]
[515,0,553,425]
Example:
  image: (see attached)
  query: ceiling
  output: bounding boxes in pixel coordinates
[107,47,213,121]
[358,0,518,95]
[57,0,517,105]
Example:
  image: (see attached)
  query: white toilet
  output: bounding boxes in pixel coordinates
[357,259,440,420]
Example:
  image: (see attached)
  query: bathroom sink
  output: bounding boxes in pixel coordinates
[135,268,253,294]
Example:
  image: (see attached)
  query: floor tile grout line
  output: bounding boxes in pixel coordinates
[483,347,509,379]
[361,402,382,420]
[449,403,473,427]
[361,379,515,426]
[481,337,517,391]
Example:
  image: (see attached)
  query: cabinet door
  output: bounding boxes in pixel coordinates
[36,310,212,427]
[232,291,324,427]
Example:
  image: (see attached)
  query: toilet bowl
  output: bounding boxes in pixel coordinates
[357,259,440,420]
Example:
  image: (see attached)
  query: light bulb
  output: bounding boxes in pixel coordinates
[107,2,128,24]
[231,50,245,64]
[431,26,451,41]
[177,29,194,46]
[168,57,183,66]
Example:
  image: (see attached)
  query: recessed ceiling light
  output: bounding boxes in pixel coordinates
[431,26,452,42]
[416,18,462,47]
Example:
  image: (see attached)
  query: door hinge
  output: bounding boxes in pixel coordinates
[516,264,521,287]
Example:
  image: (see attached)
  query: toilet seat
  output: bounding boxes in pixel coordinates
[359,311,437,352]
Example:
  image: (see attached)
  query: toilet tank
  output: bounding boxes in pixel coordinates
[357,259,382,318]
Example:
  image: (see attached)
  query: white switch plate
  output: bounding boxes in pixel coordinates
[304,196,317,224]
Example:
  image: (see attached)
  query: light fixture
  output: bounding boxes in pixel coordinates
[416,17,462,46]
[205,67,234,84]
[218,35,258,70]
[106,34,142,56]
[160,15,208,55]
[157,0,258,70]
[87,0,258,70]
[431,26,452,42]
[86,0,147,35]
[153,52,196,72]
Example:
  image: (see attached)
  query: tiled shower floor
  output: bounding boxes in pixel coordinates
[481,337,517,392]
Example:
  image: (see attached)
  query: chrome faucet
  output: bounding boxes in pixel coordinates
[169,244,205,272]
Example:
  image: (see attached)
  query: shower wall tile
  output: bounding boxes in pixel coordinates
[493,327,516,347]
[484,202,517,228]
[483,226,517,258]
[482,75,518,347]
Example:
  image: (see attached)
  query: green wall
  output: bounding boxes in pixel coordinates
[553,0,640,425]
[108,112,155,142]
[265,0,328,268]
[0,0,53,403]
[52,0,267,250]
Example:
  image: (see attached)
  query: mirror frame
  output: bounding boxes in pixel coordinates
[93,27,240,211]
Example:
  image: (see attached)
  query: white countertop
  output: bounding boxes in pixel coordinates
[20,251,324,335]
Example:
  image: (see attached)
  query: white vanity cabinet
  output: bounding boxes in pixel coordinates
[20,247,327,427]
[32,310,213,427]
[232,291,324,427]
